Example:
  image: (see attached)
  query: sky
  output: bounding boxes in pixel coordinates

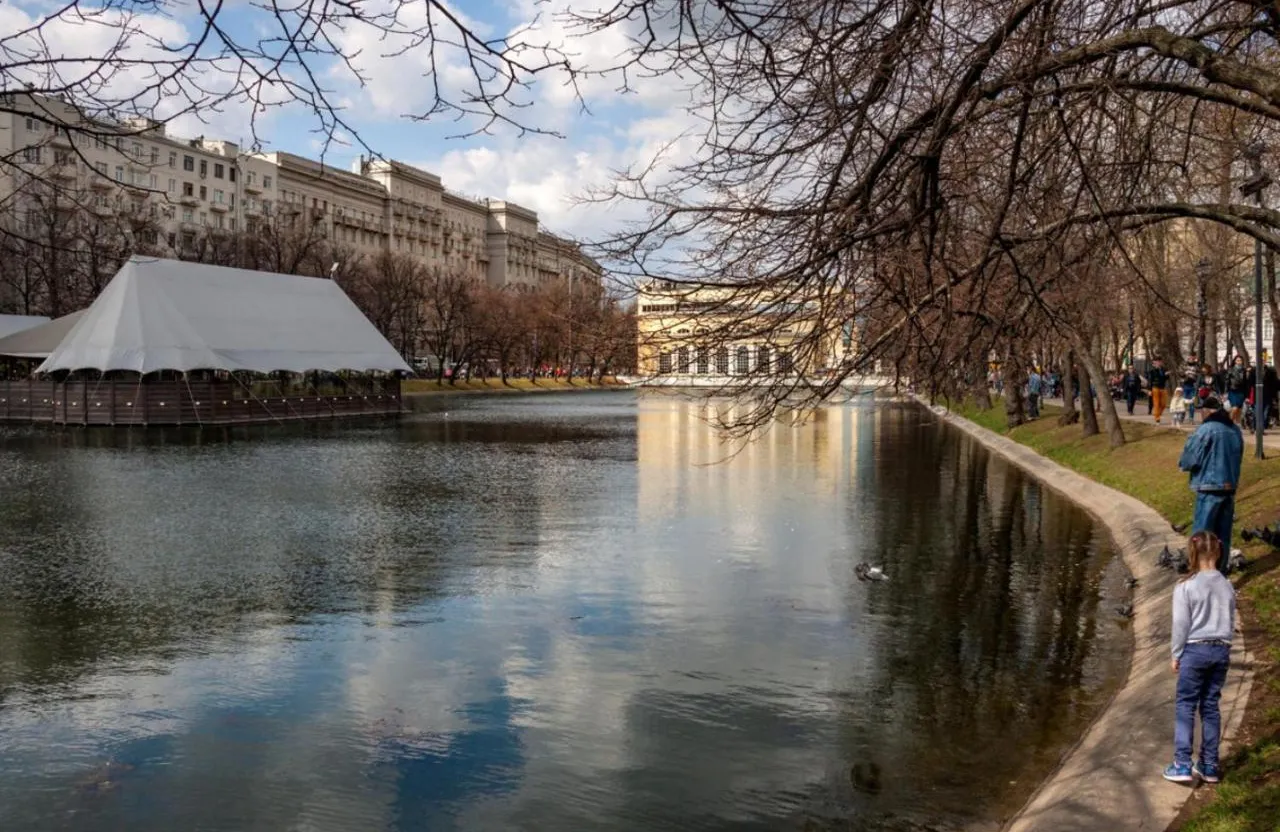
[2,0,699,245]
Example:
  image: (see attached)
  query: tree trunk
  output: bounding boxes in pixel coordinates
[1057,349,1079,426]
[1003,348,1026,428]
[972,364,992,410]
[1076,339,1126,447]
[1267,246,1279,367]
[1078,360,1100,437]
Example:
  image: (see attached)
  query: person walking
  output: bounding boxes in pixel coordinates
[1122,366,1143,415]
[1225,356,1249,424]
[1178,395,1244,574]
[1026,366,1042,418]
[1148,357,1170,423]
[1162,530,1236,786]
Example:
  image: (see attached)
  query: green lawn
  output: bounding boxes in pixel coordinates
[402,377,623,394]
[953,402,1280,832]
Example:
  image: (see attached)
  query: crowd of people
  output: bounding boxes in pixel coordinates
[1130,355,1280,431]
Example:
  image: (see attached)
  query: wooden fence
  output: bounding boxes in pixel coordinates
[0,378,403,426]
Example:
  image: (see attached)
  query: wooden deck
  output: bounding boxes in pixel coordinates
[0,378,403,426]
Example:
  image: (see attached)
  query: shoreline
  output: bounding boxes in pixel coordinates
[919,399,1254,832]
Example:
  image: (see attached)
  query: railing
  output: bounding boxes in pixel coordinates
[0,378,403,426]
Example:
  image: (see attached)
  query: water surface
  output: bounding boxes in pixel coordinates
[0,393,1130,831]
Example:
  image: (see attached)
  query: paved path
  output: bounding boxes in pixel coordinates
[926,400,1254,832]
[1042,397,1280,452]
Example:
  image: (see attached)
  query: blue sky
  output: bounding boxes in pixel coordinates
[3,0,697,243]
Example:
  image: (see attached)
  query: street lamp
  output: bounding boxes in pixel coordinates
[1241,141,1270,460]
[1195,257,1210,363]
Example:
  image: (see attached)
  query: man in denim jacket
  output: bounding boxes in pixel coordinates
[1178,396,1244,573]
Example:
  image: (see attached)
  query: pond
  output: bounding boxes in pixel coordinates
[0,392,1130,831]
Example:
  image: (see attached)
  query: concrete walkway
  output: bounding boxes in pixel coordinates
[1042,396,1280,452]
[923,401,1254,832]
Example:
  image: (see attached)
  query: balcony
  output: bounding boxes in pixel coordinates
[209,202,229,213]
[50,166,77,182]
[89,176,113,190]
[243,181,263,194]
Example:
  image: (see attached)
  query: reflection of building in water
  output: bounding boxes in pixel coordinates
[635,394,868,528]
[634,280,853,379]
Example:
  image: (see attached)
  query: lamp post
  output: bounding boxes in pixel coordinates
[1241,142,1271,460]
[1127,302,1135,367]
[1196,257,1210,364]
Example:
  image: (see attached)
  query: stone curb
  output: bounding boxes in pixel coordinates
[919,402,1253,832]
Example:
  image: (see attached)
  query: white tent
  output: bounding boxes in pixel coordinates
[0,314,51,340]
[0,310,86,358]
[37,256,412,374]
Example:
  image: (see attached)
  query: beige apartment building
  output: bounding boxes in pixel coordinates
[635,279,851,378]
[0,92,601,292]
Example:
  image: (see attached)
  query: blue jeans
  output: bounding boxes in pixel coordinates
[1174,642,1231,768]
[1192,491,1235,573]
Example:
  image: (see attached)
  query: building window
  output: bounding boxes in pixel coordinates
[199,185,207,200]
[182,207,193,222]
[658,352,672,374]
[677,346,690,373]
[696,348,709,375]
[229,218,236,231]
[261,200,271,215]
[132,142,143,159]
[169,178,176,193]
[756,345,770,373]
[199,159,207,176]
[200,212,207,225]
[229,192,235,208]
[183,181,194,197]
[736,346,750,374]
[150,174,158,188]
[228,168,236,183]
[716,347,729,374]
[54,149,70,166]
[246,171,256,186]
[213,163,224,179]
[115,165,124,182]
[96,161,108,176]
[778,351,794,373]
[214,189,224,204]
[263,175,272,188]
[215,214,225,229]
[183,155,194,171]
[150,147,160,164]
[24,117,36,131]
[23,146,41,163]
[169,151,177,168]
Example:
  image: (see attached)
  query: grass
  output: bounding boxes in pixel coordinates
[952,401,1280,832]
[401,376,623,395]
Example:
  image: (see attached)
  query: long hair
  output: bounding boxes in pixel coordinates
[1183,531,1221,579]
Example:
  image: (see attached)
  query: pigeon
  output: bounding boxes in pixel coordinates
[1157,545,1175,569]
[855,563,889,582]
[1115,603,1134,619]
[1171,522,1189,534]
[1228,549,1248,573]
[1124,576,1139,591]
[1174,549,1190,573]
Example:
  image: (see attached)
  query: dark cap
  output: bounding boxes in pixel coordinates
[1200,394,1223,410]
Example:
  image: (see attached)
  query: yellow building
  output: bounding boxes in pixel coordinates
[635,279,850,379]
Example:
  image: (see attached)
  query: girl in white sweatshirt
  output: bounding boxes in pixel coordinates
[1163,531,1236,785]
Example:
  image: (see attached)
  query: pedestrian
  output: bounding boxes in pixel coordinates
[1178,395,1244,574]
[1122,366,1143,415]
[1027,366,1043,418]
[1148,357,1169,423]
[1170,386,1189,427]
[1162,530,1236,786]
[1225,356,1249,424]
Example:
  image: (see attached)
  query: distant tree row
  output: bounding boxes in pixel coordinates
[0,191,635,381]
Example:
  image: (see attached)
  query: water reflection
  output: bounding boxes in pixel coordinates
[0,393,1127,831]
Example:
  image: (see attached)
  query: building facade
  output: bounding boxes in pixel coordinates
[635,280,850,379]
[0,93,600,294]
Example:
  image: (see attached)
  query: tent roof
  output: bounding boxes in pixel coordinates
[37,256,412,375]
[0,310,87,359]
[0,314,51,340]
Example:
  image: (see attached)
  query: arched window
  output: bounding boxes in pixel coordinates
[658,352,672,374]
[695,347,710,374]
[677,345,690,373]
[716,346,730,374]
[778,351,794,373]
[757,345,771,374]
[735,345,750,375]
